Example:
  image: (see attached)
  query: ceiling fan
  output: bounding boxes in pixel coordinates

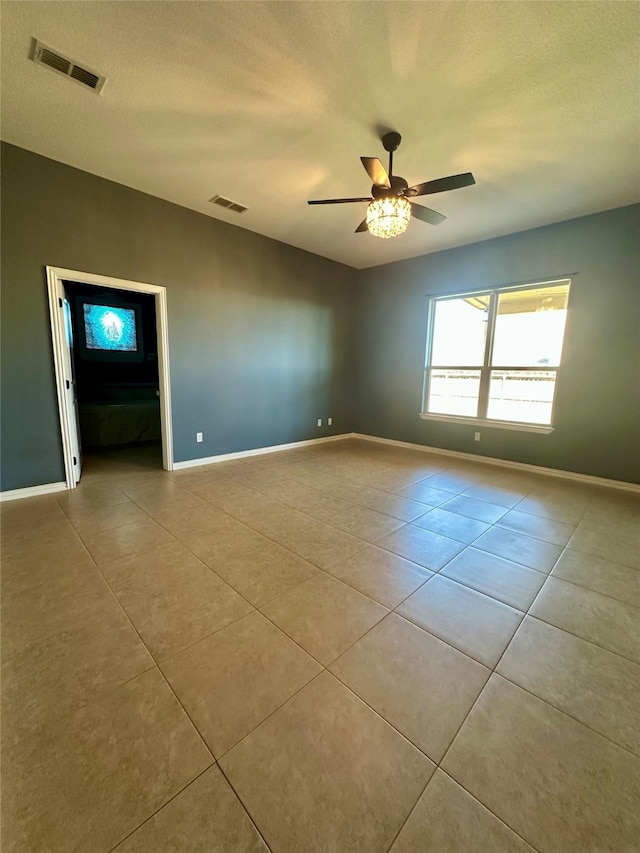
[308,131,475,239]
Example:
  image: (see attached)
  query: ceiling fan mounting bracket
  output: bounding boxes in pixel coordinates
[381,131,402,153]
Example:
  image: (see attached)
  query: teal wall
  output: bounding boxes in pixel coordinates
[353,204,640,484]
[0,143,354,491]
[1,142,637,490]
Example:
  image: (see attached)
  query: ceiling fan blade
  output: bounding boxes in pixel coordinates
[308,197,372,205]
[360,157,391,188]
[410,203,446,225]
[408,172,475,197]
[355,219,368,233]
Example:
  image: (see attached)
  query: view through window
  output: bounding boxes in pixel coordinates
[423,281,570,427]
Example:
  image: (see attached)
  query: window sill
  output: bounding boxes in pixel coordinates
[418,413,554,434]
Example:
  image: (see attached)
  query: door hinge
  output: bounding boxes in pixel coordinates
[73,456,77,465]
[59,297,63,307]
[66,379,70,389]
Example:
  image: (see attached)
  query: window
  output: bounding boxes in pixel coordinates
[421,280,570,431]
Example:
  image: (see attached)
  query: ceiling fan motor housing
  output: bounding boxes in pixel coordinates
[372,175,409,199]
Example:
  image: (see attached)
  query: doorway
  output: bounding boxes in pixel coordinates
[47,267,174,489]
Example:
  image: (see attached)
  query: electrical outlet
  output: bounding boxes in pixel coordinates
[196,432,203,443]
[317,419,322,427]
[474,432,481,442]
[328,417,333,426]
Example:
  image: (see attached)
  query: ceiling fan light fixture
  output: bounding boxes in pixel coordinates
[366,196,411,238]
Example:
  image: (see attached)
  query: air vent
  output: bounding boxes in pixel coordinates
[30,39,106,93]
[209,194,248,214]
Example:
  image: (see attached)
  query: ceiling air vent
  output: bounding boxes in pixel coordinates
[30,39,106,93]
[209,195,248,214]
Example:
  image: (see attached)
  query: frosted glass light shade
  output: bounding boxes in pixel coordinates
[366,197,411,238]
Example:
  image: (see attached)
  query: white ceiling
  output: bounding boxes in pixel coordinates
[1,1,638,269]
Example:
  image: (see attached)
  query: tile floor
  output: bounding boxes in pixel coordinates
[1,438,639,852]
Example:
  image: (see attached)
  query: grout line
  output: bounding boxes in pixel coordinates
[214,764,274,852]
[433,769,541,853]
[214,668,329,763]
[50,517,218,765]
[105,764,215,852]
[488,668,640,760]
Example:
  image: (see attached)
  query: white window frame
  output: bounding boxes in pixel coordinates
[419,278,571,434]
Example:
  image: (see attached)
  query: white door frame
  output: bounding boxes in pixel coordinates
[46,266,174,489]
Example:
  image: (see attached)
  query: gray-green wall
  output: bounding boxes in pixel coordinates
[1,143,355,491]
[2,142,638,491]
[353,204,640,484]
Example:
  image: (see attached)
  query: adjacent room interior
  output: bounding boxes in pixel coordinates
[1,2,639,852]
[63,281,163,473]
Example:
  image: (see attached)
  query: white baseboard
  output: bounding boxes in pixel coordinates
[352,433,640,494]
[172,433,354,470]
[5,434,635,497]
[0,481,68,502]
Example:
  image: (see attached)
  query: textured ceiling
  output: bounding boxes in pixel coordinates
[1,1,638,269]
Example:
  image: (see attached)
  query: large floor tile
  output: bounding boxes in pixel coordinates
[473,526,562,573]
[331,614,489,761]
[78,518,175,566]
[174,513,260,562]
[497,508,575,547]
[568,518,640,569]
[254,478,340,519]
[101,541,253,660]
[1,495,67,527]
[1,603,152,749]
[515,491,589,525]
[63,500,150,534]
[122,482,206,514]
[412,508,489,544]
[587,490,640,522]
[220,672,434,853]
[259,478,405,541]
[441,547,546,611]
[255,508,365,570]
[498,616,640,756]
[377,524,464,571]
[147,502,236,536]
[1,516,81,558]
[1,568,119,660]
[1,669,212,853]
[325,503,405,543]
[530,577,640,662]
[338,483,431,523]
[195,524,318,607]
[261,573,388,665]
[390,769,534,852]
[325,544,432,608]
[440,494,509,523]
[552,549,640,608]
[397,575,523,667]
[56,482,131,511]
[425,472,478,494]
[365,468,435,491]
[190,478,273,516]
[393,481,453,507]
[461,482,524,508]
[162,611,321,756]
[0,539,97,600]
[442,674,640,853]
[113,766,267,851]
